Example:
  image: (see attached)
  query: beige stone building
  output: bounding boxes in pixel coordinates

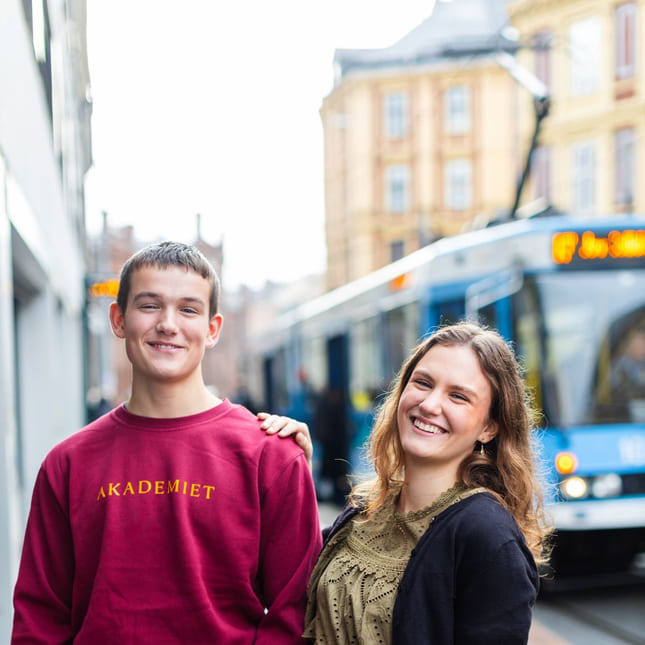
[509,0,643,217]
[320,0,527,290]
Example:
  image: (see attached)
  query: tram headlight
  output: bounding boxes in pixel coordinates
[591,473,622,498]
[555,451,578,475]
[560,476,589,500]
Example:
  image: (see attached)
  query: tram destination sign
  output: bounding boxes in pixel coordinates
[552,228,645,268]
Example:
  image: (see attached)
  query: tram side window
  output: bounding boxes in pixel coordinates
[300,335,328,419]
[350,317,382,407]
[511,283,547,423]
[270,349,289,413]
[434,299,465,327]
[434,299,497,329]
[384,304,420,383]
[593,309,645,423]
[301,336,327,395]
[478,303,497,329]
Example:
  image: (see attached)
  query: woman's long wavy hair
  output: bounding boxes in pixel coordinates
[351,321,552,565]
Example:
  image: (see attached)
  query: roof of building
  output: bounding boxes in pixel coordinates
[334,0,515,78]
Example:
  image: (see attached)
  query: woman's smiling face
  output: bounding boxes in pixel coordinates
[396,343,498,478]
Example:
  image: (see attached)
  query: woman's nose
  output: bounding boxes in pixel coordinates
[419,389,442,415]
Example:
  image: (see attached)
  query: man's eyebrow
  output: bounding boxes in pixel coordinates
[132,293,206,306]
[132,291,161,301]
[178,296,207,306]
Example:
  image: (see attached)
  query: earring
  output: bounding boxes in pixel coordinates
[480,441,486,456]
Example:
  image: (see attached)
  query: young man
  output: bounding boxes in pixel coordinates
[12,242,321,644]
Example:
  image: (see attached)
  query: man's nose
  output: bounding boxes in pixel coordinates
[156,309,178,333]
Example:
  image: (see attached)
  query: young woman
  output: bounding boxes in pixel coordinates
[264,321,552,644]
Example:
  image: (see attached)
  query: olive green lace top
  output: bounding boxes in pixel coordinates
[303,483,484,644]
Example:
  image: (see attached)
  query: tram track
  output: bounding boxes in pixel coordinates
[535,573,645,645]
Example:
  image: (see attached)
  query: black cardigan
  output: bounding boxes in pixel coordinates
[316,492,539,645]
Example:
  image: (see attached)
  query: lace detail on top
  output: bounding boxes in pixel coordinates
[304,483,483,644]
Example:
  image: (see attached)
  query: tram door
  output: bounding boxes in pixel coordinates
[319,334,351,502]
[262,350,288,413]
[327,334,348,392]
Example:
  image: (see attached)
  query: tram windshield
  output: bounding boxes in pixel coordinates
[516,271,645,428]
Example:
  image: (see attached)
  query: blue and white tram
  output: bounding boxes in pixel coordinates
[250,214,645,575]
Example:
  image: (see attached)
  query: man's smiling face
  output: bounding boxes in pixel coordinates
[110,265,222,387]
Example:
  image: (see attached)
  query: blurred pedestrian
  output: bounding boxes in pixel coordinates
[311,386,350,505]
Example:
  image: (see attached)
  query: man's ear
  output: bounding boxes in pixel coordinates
[205,313,224,348]
[109,302,126,339]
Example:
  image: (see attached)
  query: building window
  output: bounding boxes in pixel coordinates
[615,128,635,207]
[531,145,552,202]
[533,30,553,91]
[385,165,410,213]
[390,240,405,262]
[615,3,637,80]
[445,86,471,135]
[384,92,409,139]
[569,17,601,96]
[572,142,595,212]
[444,159,472,210]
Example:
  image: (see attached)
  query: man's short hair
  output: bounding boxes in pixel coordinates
[116,241,220,317]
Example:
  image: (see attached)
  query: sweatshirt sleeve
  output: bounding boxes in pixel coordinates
[255,451,322,644]
[12,466,75,644]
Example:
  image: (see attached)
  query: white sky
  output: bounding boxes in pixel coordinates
[85,0,437,290]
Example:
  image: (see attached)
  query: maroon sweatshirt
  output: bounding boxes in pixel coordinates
[12,400,321,644]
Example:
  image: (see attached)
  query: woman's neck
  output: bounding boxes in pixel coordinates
[397,466,458,513]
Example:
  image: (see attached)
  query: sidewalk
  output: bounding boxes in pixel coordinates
[317,502,342,529]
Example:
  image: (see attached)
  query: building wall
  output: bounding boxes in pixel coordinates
[0,0,91,639]
[320,59,520,290]
[509,0,645,215]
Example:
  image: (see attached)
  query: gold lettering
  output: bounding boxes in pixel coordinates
[552,232,579,264]
[96,478,216,501]
[579,231,608,259]
[610,229,645,258]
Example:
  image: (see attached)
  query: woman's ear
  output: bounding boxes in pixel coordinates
[478,421,498,445]
[109,302,126,339]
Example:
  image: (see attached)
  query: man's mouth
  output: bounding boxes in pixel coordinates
[149,342,181,350]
